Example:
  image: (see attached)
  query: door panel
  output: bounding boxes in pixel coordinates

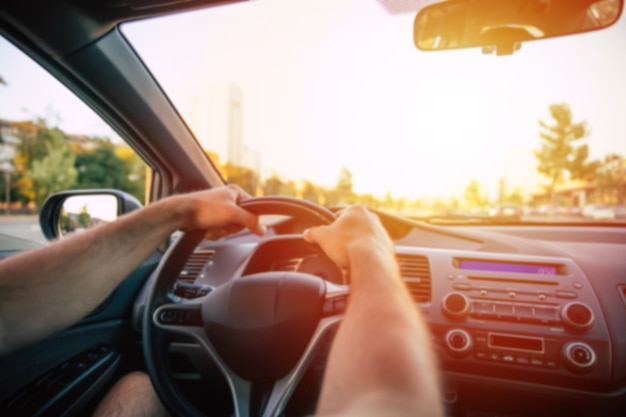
[0,254,160,416]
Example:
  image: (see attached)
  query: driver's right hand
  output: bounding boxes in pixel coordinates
[303,205,395,277]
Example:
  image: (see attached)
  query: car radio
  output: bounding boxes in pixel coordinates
[418,251,613,384]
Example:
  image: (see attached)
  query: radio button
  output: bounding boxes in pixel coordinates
[514,305,534,320]
[546,360,559,369]
[561,302,594,332]
[475,351,488,360]
[535,307,557,323]
[494,303,514,318]
[444,329,473,356]
[442,293,471,320]
[474,334,488,347]
[502,354,515,363]
[573,346,591,362]
[452,282,471,291]
[515,356,530,365]
[563,342,596,372]
[472,301,495,318]
[556,290,577,299]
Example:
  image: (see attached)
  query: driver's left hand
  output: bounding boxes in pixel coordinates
[177,184,267,240]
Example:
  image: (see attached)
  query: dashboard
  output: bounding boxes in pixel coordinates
[135,215,626,417]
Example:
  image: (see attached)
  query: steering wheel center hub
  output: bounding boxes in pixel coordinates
[202,272,326,380]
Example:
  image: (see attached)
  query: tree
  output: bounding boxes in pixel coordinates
[74,145,130,191]
[12,119,59,204]
[222,162,258,195]
[301,180,321,203]
[335,166,354,205]
[76,205,92,229]
[504,187,524,205]
[115,146,147,202]
[262,174,297,197]
[31,133,77,207]
[534,103,598,208]
[464,179,488,207]
[594,153,626,205]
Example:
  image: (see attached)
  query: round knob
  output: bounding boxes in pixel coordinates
[563,342,596,372]
[560,302,594,332]
[444,329,472,356]
[441,292,470,320]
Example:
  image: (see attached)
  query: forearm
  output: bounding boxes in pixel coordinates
[0,195,188,355]
[317,242,443,416]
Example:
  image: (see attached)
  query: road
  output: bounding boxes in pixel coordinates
[0,213,616,247]
[0,215,47,244]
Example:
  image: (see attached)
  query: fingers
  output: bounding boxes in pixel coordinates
[232,205,267,236]
[222,185,267,235]
[226,183,252,203]
[303,225,323,244]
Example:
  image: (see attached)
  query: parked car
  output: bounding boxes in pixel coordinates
[582,204,616,220]
[488,204,523,221]
[1,1,625,417]
[613,205,626,219]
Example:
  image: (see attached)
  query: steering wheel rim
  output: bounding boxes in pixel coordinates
[143,196,344,417]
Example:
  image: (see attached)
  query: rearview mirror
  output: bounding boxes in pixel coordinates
[40,189,143,240]
[414,0,623,55]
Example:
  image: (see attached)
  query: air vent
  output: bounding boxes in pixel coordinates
[397,254,431,303]
[272,258,303,272]
[177,250,215,284]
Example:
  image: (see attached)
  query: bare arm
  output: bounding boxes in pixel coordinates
[0,185,265,355]
[304,206,444,417]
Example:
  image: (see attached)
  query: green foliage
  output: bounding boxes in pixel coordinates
[76,205,92,228]
[74,145,129,190]
[223,162,259,195]
[335,166,354,205]
[464,179,488,207]
[0,172,23,202]
[593,153,625,204]
[9,116,147,208]
[503,187,524,205]
[262,175,297,197]
[301,180,321,203]
[534,103,599,206]
[29,129,77,207]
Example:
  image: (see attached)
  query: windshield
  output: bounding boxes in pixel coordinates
[122,0,626,224]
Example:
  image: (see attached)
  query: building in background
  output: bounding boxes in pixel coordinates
[186,83,245,165]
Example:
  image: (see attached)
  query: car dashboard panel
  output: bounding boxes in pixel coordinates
[138,220,626,416]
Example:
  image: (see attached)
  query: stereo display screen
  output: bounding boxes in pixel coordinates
[459,260,559,275]
[489,333,544,352]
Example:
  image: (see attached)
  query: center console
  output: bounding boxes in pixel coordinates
[401,248,612,390]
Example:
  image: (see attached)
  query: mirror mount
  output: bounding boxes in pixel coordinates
[40,189,143,241]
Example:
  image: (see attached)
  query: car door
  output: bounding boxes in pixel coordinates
[0,34,161,417]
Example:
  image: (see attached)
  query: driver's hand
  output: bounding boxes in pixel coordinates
[303,205,394,274]
[180,184,266,240]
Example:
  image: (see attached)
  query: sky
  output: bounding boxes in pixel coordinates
[2,0,626,201]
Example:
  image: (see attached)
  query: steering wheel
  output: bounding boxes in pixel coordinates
[143,196,348,417]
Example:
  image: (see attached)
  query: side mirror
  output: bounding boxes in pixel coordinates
[39,190,143,241]
[414,0,623,55]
